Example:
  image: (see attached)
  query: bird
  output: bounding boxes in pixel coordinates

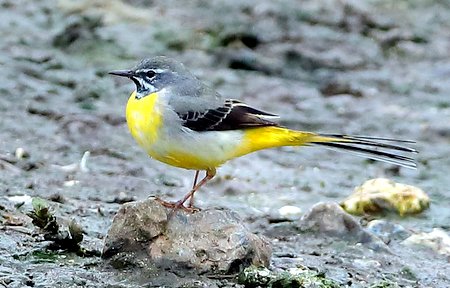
[109,56,417,211]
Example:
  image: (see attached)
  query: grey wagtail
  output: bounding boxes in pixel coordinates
[109,56,417,211]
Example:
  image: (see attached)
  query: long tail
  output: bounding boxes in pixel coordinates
[238,127,418,169]
[309,133,418,169]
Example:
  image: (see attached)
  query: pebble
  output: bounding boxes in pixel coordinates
[278,205,302,219]
[14,148,29,159]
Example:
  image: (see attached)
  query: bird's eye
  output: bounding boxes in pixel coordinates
[145,70,156,79]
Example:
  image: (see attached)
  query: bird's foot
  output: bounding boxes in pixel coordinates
[154,197,200,213]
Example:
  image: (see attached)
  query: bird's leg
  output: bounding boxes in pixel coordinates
[188,170,200,208]
[174,168,216,211]
[154,170,200,209]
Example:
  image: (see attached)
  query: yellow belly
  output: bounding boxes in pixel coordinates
[152,149,228,170]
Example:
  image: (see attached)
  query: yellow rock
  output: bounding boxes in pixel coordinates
[341,178,430,216]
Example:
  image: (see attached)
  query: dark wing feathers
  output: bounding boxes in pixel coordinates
[178,99,279,131]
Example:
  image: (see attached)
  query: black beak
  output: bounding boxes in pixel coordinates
[108,69,134,78]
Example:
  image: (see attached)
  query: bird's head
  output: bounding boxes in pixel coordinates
[109,56,191,99]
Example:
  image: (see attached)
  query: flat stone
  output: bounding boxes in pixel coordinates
[102,198,272,274]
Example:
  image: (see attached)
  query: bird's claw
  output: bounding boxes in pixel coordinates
[154,197,201,213]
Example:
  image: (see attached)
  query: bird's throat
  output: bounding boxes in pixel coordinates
[126,91,162,149]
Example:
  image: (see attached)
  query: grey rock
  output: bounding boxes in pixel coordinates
[102,198,272,274]
[298,202,359,236]
[366,220,412,242]
[402,228,450,258]
[297,202,389,252]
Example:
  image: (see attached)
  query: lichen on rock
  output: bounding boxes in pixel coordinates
[341,178,429,216]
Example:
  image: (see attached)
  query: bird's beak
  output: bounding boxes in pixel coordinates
[108,69,134,78]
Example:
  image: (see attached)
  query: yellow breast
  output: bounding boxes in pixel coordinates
[125,91,162,149]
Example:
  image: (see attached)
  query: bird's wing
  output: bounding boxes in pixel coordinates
[177,99,279,131]
[166,77,279,131]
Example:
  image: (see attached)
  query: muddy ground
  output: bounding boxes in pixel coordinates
[0,0,449,287]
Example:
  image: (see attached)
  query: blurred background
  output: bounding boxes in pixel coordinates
[0,0,449,286]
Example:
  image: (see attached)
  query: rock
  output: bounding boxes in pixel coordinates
[402,228,450,258]
[299,202,361,237]
[268,205,303,224]
[278,205,302,219]
[366,220,411,242]
[297,203,388,251]
[102,198,272,274]
[341,178,430,216]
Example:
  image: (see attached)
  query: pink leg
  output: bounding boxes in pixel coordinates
[188,170,200,208]
[156,168,216,214]
[174,168,216,212]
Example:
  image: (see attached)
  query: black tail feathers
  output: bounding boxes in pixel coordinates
[312,134,418,169]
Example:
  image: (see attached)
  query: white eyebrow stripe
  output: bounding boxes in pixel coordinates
[135,68,166,74]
